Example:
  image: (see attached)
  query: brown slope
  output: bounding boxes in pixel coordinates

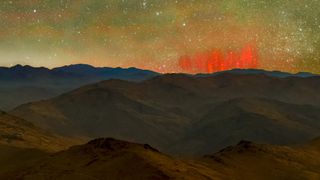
[2,138,320,180]
[0,110,80,152]
[11,80,191,151]
[202,139,320,180]
[0,145,48,175]
[11,74,320,155]
[1,138,222,180]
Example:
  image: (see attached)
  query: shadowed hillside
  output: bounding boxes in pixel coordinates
[169,97,320,154]
[12,73,320,155]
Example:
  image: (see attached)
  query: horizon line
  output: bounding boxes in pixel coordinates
[0,63,318,76]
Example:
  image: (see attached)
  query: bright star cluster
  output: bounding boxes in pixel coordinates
[0,0,319,73]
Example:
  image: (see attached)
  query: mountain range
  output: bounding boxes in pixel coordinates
[0,65,320,179]
[0,64,159,110]
[1,64,318,111]
[201,68,319,78]
[11,72,320,155]
[0,64,158,81]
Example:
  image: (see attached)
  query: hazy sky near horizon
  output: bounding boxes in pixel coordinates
[0,0,320,73]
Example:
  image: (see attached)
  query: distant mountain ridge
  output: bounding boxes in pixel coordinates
[0,64,159,110]
[1,64,318,81]
[4,63,318,110]
[0,64,159,81]
[197,68,319,78]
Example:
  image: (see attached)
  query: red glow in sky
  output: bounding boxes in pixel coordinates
[178,44,259,73]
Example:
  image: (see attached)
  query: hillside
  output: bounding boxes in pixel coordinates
[169,97,320,154]
[11,73,320,155]
[1,138,320,180]
[0,138,221,180]
[0,110,82,175]
[0,145,48,175]
[202,139,320,180]
[0,110,80,152]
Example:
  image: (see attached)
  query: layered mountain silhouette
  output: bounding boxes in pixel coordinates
[0,64,158,110]
[0,64,158,81]
[1,64,318,111]
[1,67,320,179]
[1,137,319,180]
[12,73,320,155]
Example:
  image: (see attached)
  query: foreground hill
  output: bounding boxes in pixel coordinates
[0,110,79,152]
[1,138,319,180]
[0,64,158,110]
[0,145,48,175]
[12,73,320,155]
[0,110,82,175]
[1,138,221,180]
[203,139,320,179]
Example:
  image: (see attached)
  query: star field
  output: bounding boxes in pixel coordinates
[0,0,319,73]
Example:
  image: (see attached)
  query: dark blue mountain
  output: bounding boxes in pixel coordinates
[0,64,159,110]
[0,64,159,82]
[196,69,319,78]
[53,64,158,80]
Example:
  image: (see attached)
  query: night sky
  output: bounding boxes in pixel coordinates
[0,0,320,73]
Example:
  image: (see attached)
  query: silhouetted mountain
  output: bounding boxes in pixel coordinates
[12,73,320,155]
[52,64,98,74]
[0,64,158,81]
[0,64,159,110]
[197,68,319,78]
[52,64,159,79]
